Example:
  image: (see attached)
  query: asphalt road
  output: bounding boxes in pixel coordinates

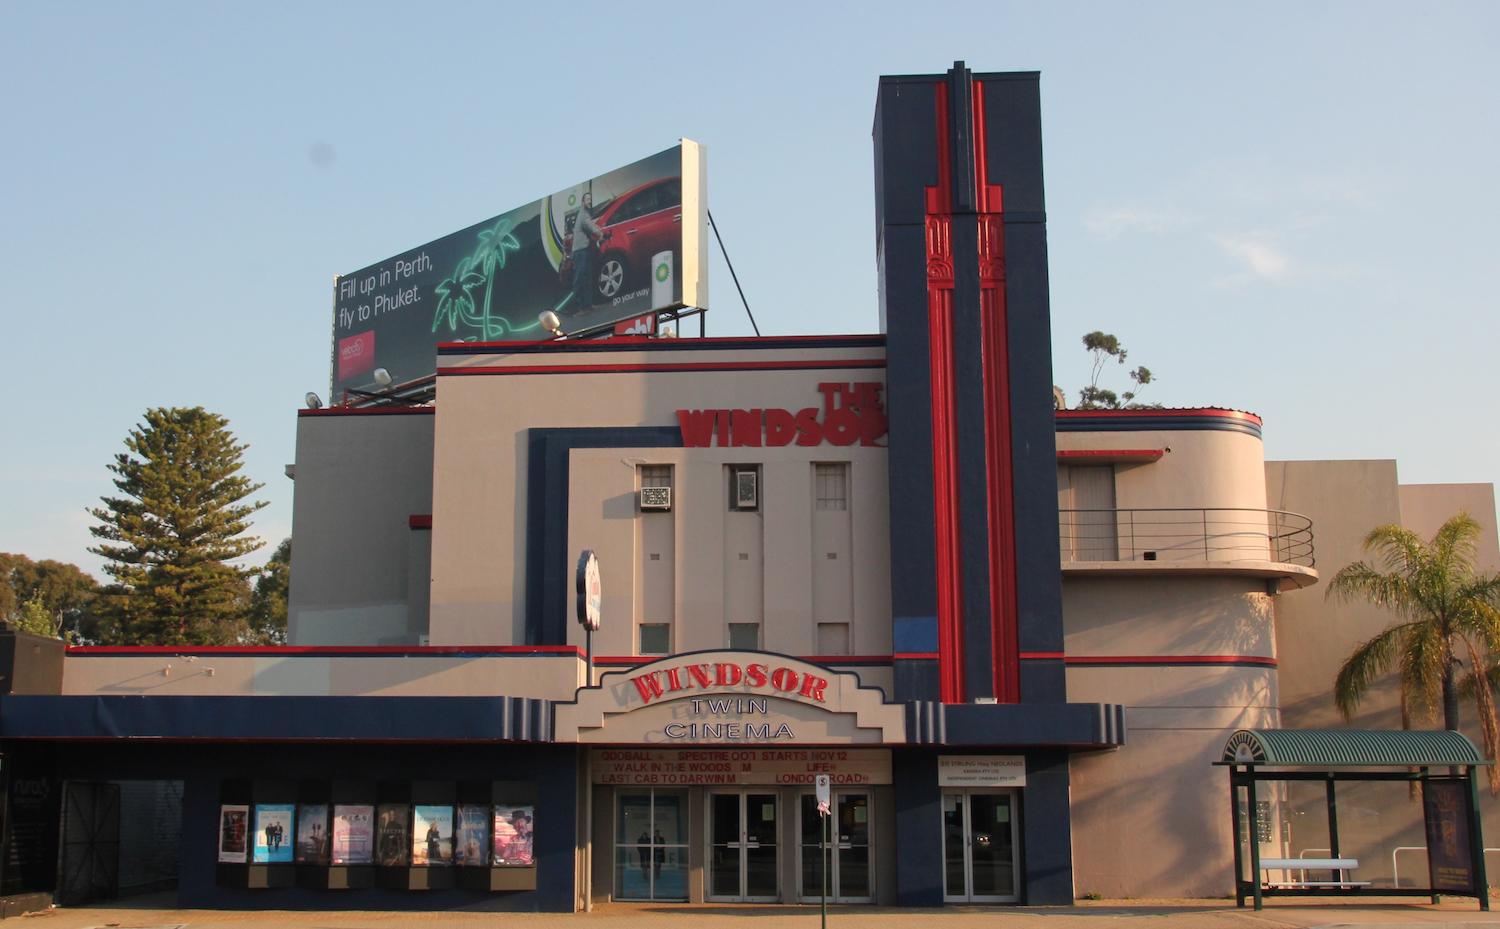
[11,895,1500,929]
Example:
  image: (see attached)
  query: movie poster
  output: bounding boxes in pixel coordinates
[252,804,295,864]
[493,805,534,866]
[412,805,454,866]
[217,804,249,863]
[454,805,489,866]
[377,804,410,867]
[332,804,374,865]
[295,804,331,865]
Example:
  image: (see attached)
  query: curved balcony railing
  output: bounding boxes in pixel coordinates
[1059,507,1315,568]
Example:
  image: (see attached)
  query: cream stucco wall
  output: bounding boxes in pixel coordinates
[288,411,435,646]
[563,446,889,659]
[1269,461,1500,886]
[1065,576,1280,897]
[427,342,888,648]
[60,653,583,699]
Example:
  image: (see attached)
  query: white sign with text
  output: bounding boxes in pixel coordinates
[937,755,1027,788]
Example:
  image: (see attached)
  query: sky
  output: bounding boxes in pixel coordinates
[2,1,1496,580]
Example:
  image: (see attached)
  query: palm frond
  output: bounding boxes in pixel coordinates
[1458,634,1500,794]
[1334,623,1413,721]
[1363,524,1426,576]
[1326,561,1417,619]
[1431,512,1482,576]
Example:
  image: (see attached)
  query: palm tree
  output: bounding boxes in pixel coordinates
[1327,512,1500,790]
[431,257,486,335]
[472,218,520,339]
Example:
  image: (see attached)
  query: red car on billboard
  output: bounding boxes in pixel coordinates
[588,176,681,300]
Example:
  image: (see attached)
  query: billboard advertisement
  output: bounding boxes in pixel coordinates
[1424,780,1476,892]
[330,141,707,399]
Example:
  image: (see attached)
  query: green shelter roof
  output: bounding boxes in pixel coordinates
[1219,729,1489,767]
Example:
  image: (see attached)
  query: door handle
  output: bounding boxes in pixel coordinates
[673,214,682,221]
[626,229,638,235]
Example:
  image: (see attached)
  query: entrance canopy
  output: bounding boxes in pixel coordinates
[1221,728,1488,768]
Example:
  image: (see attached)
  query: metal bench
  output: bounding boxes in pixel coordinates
[1258,857,1370,888]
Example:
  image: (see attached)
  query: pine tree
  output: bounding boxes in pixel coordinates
[88,407,267,645]
[247,537,291,644]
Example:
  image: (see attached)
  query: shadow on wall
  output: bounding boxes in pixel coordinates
[1071,732,1239,898]
[1065,577,1276,659]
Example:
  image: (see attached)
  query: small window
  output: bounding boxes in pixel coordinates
[816,622,850,656]
[639,464,673,489]
[729,465,759,511]
[727,623,760,651]
[639,624,671,655]
[815,463,848,511]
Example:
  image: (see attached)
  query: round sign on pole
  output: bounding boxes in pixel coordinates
[576,550,602,632]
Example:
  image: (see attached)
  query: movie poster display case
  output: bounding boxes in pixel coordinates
[216,779,537,894]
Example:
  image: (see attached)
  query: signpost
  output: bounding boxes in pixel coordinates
[816,774,830,929]
[576,550,601,681]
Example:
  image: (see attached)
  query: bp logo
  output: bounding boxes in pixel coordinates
[655,262,670,283]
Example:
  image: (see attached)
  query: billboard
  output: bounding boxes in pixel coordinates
[330,141,707,399]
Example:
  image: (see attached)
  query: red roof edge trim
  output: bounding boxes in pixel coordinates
[1055,407,1262,426]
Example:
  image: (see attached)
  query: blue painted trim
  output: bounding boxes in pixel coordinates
[904,701,1126,748]
[1057,416,1262,439]
[526,427,683,645]
[0,695,551,742]
[892,616,939,653]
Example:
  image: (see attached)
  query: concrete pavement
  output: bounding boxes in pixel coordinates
[10,895,1500,929]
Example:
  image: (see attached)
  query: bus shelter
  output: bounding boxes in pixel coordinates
[1217,728,1490,911]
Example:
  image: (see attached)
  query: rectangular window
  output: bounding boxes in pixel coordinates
[816,622,851,656]
[639,464,673,489]
[639,623,671,655]
[729,465,760,511]
[814,463,848,511]
[727,623,760,650]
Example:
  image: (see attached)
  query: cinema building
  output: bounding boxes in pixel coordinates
[1,64,1496,912]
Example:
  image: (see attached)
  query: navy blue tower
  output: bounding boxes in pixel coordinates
[875,63,1117,906]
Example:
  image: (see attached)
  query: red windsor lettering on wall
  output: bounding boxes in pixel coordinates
[629,661,829,706]
[675,382,887,448]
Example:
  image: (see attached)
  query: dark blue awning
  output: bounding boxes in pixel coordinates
[0,694,552,743]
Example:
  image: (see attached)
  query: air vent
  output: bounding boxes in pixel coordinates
[733,469,759,510]
[639,486,672,511]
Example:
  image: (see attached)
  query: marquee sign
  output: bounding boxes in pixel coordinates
[553,651,905,746]
[676,382,888,448]
[591,748,892,786]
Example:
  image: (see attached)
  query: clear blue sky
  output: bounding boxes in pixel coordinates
[3,1,1496,579]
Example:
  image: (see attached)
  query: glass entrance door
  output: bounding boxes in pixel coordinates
[615,790,688,901]
[943,790,1019,903]
[708,791,778,901]
[798,791,873,903]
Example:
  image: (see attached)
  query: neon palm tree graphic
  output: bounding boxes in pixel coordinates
[431,257,486,334]
[473,218,521,339]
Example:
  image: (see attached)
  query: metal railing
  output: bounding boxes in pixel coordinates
[1059,507,1315,568]
[1391,845,1500,888]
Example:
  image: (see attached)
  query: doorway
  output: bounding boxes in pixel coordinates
[615,790,689,901]
[798,790,872,903]
[707,790,778,901]
[943,790,1020,903]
